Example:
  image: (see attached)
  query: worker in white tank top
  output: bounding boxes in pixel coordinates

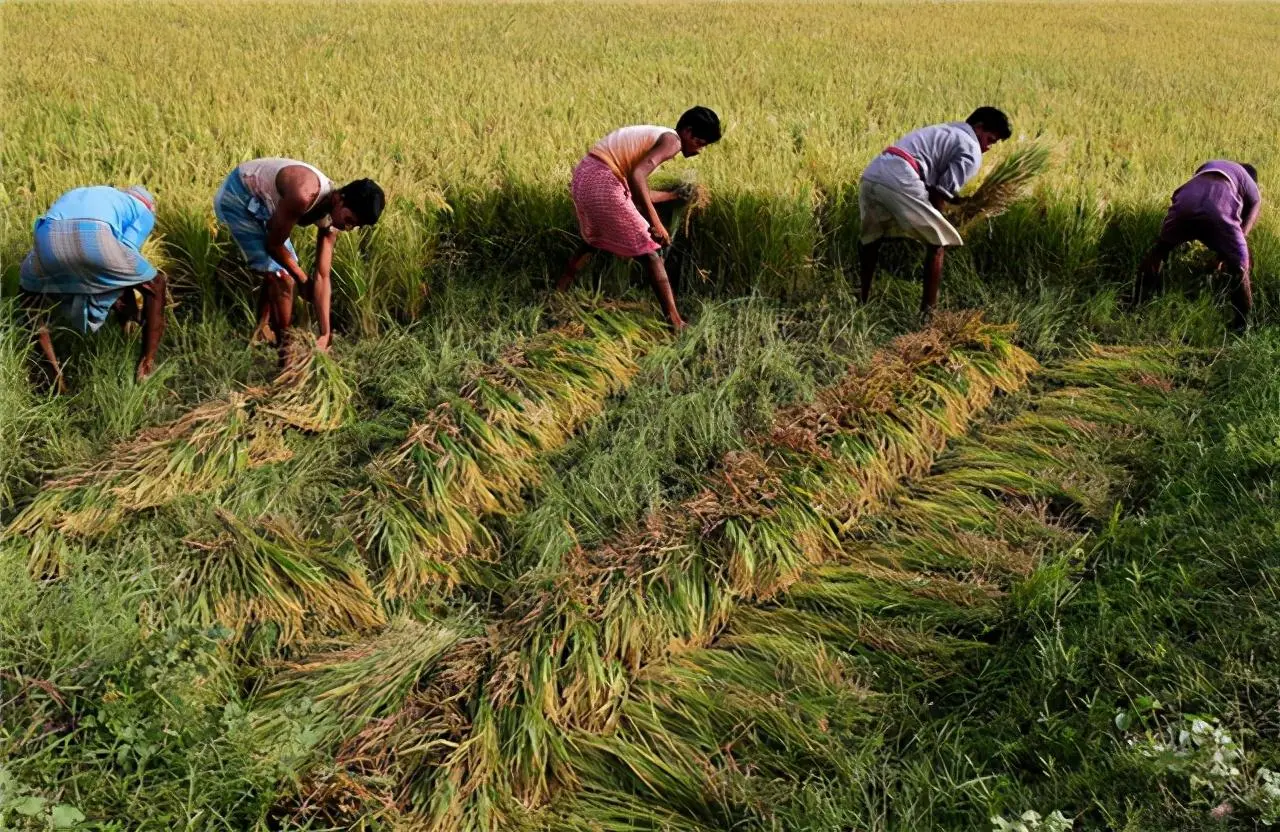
[237,158,335,227]
[214,158,385,357]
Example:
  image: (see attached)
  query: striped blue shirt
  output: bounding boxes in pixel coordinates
[39,186,155,251]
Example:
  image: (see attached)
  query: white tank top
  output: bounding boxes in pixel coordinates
[237,158,333,226]
[589,125,678,183]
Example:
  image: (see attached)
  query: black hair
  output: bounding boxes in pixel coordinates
[1242,163,1258,183]
[966,107,1012,141]
[338,179,386,226]
[676,106,722,143]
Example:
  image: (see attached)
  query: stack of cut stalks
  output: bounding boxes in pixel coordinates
[4,335,351,576]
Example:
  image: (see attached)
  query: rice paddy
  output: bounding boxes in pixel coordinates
[5,2,1280,830]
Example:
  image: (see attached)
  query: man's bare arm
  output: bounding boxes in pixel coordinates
[136,274,167,382]
[310,227,336,350]
[265,167,323,284]
[629,133,682,246]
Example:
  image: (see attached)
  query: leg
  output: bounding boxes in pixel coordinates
[20,290,66,394]
[135,274,168,382]
[1135,240,1175,306]
[636,252,684,332]
[1228,267,1252,333]
[557,243,595,292]
[920,245,946,317]
[252,275,277,345]
[264,269,296,357]
[1207,229,1252,333]
[858,239,883,304]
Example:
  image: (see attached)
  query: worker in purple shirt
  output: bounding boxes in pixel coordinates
[1137,160,1261,331]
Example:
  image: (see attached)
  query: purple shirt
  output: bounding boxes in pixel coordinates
[1171,160,1261,232]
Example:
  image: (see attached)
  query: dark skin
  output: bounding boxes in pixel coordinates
[557,126,712,332]
[254,166,362,355]
[22,273,167,392]
[859,123,1005,316]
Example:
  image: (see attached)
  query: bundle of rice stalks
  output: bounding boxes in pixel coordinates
[261,335,355,432]
[946,142,1051,229]
[7,393,269,575]
[253,617,470,763]
[5,339,355,576]
[350,306,666,599]
[669,175,712,237]
[176,510,383,646]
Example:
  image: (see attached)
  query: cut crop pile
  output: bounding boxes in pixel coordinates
[256,312,1059,828]
[4,336,351,577]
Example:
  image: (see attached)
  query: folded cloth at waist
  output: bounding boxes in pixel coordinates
[19,218,157,333]
[883,146,924,179]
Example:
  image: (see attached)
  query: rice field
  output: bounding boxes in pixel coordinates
[5,2,1280,830]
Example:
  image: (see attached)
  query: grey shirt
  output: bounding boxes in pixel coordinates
[875,121,984,199]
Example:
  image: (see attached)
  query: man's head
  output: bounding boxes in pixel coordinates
[125,185,156,213]
[676,106,722,157]
[330,179,386,230]
[1242,163,1259,183]
[966,107,1012,152]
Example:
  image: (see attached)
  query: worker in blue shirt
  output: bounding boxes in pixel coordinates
[19,185,167,389]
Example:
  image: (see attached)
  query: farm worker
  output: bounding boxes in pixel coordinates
[857,107,1012,315]
[1136,160,1260,331]
[214,158,385,354]
[556,106,723,332]
[18,185,167,389]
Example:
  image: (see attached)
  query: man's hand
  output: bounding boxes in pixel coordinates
[135,356,155,383]
[315,333,332,353]
[650,223,672,247]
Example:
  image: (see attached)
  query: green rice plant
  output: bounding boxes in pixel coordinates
[947,143,1052,230]
[176,510,382,647]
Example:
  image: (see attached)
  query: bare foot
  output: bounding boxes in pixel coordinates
[251,320,278,346]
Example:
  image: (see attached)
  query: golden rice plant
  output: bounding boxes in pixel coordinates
[947,143,1051,229]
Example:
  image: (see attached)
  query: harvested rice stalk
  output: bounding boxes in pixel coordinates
[178,511,383,646]
[254,617,470,760]
[261,337,354,432]
[351,306,666,599]
[5,338,354,576]
[946,142,1050,229]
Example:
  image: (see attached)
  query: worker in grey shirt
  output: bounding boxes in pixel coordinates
[858,107,1011,315]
